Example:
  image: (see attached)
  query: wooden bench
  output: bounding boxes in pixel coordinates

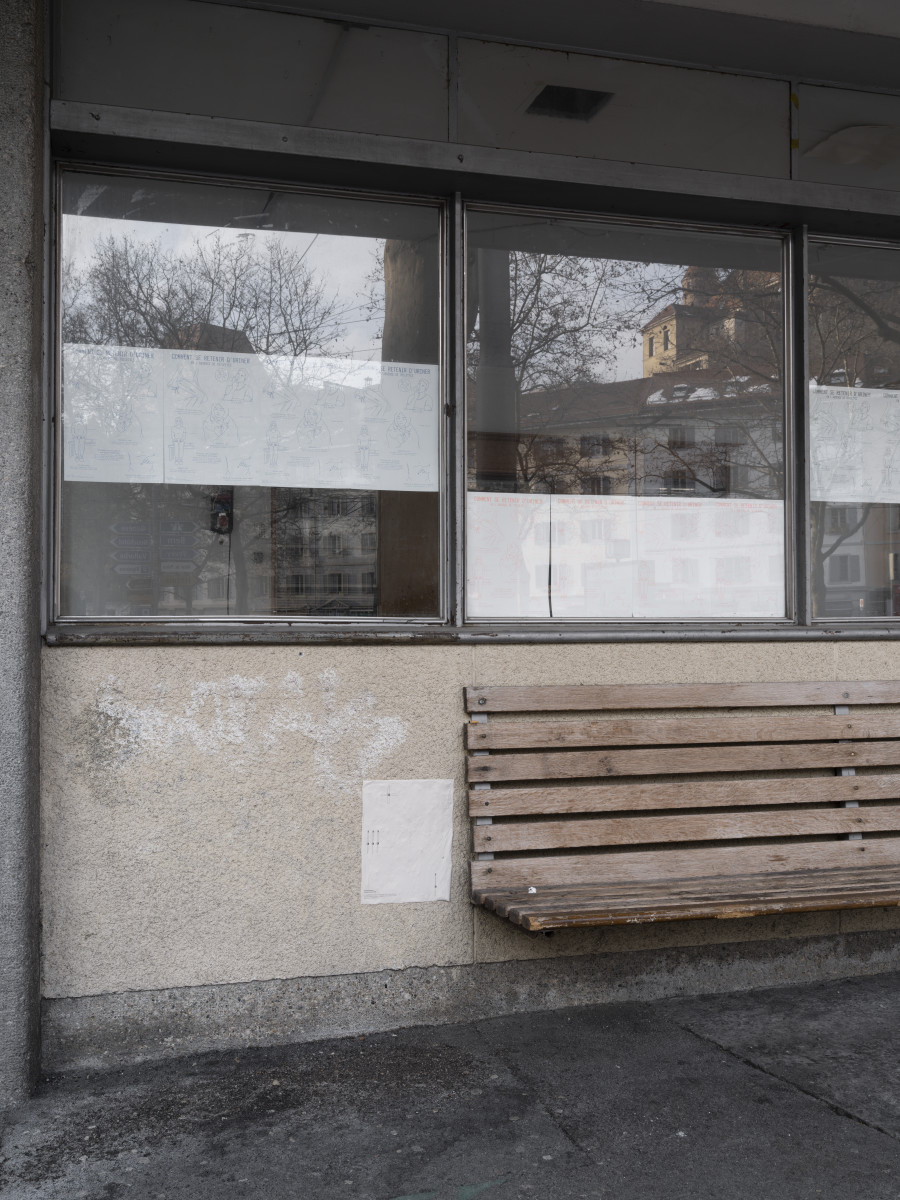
[466,682,900,931]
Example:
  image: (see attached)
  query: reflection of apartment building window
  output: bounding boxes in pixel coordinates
[284,574,310,595]
[361,532,377,553]
[533,436,558,462]
[251,576,270,598]
[582,474,613,495]
[663,469,694,493]
[206,576,228,600]
[829,555,861,584]
[668,425,695,450]
[325,572,345,593]
[323,533,343,555]
[322,497,345,517]
[361,572,376,591]
[713,463,749,493]
[715,424,741,446]
[360,495,376,518]
[673,558,699,584]
[579,434,614,458]
[716,557,752,584]
[827,506,858,534]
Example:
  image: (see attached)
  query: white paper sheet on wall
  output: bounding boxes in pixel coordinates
[63,344,440,492]
[810,384,900,504]
[465,490,785,621]
[361,779,453,905]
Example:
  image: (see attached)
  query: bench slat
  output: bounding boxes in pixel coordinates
[468,774,900,816]
[470,836,900,888]
[466,682,900,713]
[473,804,900,852]
[475,863,900,903]
[469,739,900,783]
[466,713,900,751]
[475,868,900,930]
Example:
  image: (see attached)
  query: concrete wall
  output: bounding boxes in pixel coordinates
[42,642,900,1006]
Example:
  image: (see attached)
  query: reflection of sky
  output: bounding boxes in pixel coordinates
[63,215,385,361]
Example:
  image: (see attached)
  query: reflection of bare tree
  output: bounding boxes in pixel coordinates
[468,254,786,505]
[63,231,381,617]
[62,233,349,357]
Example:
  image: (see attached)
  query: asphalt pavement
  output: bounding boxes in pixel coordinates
[3,969,900,1199]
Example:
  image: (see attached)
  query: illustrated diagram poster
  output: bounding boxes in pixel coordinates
[465,490,784,621]
[544,494,636,619]
[634,496,784,619]
[63,344,440,492]
[466,491,551,618]
[361,779,453,905]
[810,385,900,504]
[62,345,165,484]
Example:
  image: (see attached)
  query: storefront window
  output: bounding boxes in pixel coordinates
[58,172,442,618]
[465,209,787,620]
[809,240,900,620]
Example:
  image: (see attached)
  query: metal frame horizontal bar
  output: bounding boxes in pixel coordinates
[50,100,900,231]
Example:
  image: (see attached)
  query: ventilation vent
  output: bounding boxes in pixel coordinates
[526,85,614,121]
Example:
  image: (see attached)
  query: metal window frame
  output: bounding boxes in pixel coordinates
[459,198,797,628]
[42,155,900,644]
[49,161,453,633]
[805,230,900,627]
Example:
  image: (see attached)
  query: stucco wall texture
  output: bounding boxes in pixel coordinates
[41,642,900,1000]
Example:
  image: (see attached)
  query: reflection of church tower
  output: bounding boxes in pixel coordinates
[641,266,721,377]
[680,265,719,308]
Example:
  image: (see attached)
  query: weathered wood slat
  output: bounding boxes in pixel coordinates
[477,882,900,930]
[469,739,900,783]
[477,865,900,909]
[469,836,900,889]
[468,774,900,816]
[475,865,900,929]
[484,876,900,916]
[472,804,900,852]
[467,713,900,751]
[465,682,900,713]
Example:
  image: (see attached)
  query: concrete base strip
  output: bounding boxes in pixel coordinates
[42,929,900,1074]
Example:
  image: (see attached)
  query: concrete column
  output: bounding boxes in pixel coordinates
[0,0,44,1106]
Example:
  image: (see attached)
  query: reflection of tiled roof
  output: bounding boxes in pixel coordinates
[512,369,776,433]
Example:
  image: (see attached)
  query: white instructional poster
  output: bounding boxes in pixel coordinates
[361,779,453,905]
[466,491,785,620]
[466,491,551,618]
[810,384,900,504]
[62,345,165,484]
[63,344,440,492]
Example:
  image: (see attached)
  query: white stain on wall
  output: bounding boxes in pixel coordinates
[266,668,408,793]
[93,668,408,791]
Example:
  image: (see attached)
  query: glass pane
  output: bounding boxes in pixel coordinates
[809,241,900,620]
[465,210,786,621]
[59,172,442,618]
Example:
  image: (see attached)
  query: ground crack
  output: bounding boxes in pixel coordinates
[675,1021,900,1144]
[468,1021,597,1165]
